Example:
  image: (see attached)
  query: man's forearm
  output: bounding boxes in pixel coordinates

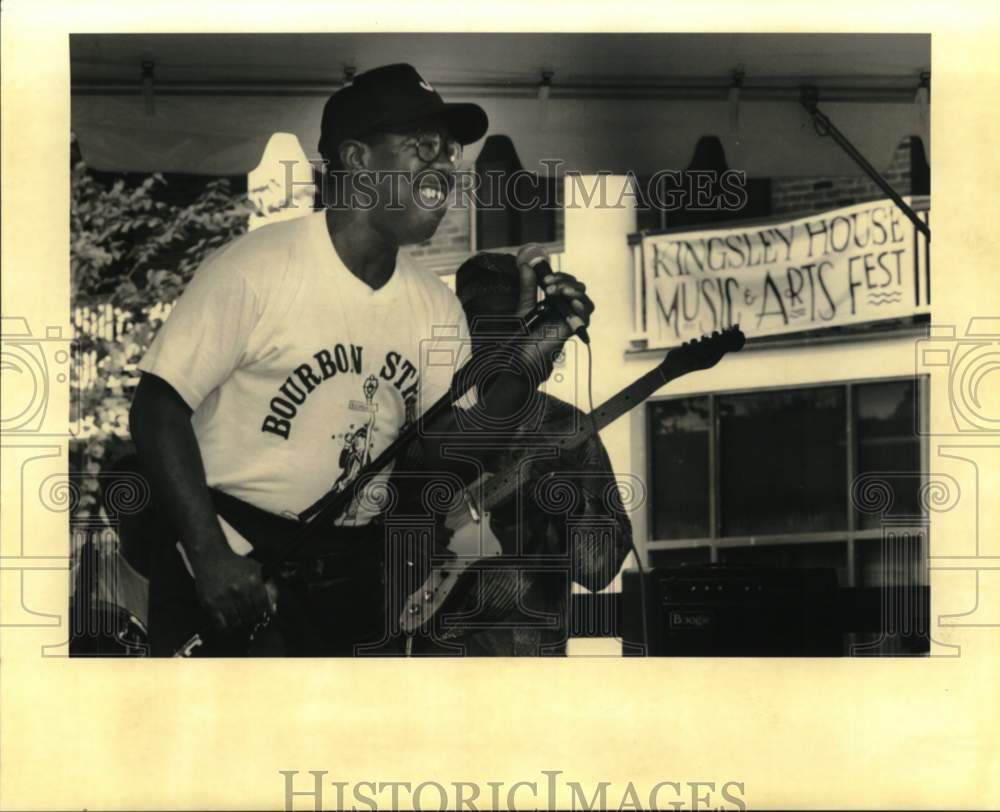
[129,379,231,569]
[570,480,632,593]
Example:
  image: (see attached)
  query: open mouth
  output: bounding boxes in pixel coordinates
[414,172,451,210]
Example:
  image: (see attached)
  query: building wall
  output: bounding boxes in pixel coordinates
[556,171,927,576]
[770,137,914,216]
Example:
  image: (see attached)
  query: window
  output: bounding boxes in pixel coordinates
[719,386,846,536]
[648,396,710,539]
[855,379,921,529]
[646,377,927,590]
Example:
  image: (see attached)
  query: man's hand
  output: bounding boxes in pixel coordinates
[457,267,595,431]
[518,269,595,382]
[514,245,594,328]
[190,547,275,635]
[538,270,595,327]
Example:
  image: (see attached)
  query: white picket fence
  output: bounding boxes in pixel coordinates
[72,301,174,391]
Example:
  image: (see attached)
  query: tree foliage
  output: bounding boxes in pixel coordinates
[70,154,254,520]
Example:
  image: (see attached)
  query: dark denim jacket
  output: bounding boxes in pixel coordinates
[425,392,633,656]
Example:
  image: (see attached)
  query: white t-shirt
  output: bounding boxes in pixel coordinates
[139,211,470,533]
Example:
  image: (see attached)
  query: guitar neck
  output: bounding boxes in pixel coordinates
[586,361,684,437]
[480,361,684,512]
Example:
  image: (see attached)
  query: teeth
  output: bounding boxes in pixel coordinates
[420,186,444,204]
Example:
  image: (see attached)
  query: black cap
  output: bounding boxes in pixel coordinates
[318,63,489,159]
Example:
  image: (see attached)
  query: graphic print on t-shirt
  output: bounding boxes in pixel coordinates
[259,342,366,440]
[333,374,380,522]
[255,345,432,521]
[259,345,427,443]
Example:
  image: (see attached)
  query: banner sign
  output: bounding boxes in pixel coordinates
[638,198,929,347]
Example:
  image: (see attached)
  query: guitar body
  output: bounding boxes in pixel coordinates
[399,472,504,634]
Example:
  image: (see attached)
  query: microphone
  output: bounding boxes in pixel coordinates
[516,243,590,345]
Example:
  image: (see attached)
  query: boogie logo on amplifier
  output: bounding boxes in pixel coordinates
[668,609,717,629]
[624,565,841,656]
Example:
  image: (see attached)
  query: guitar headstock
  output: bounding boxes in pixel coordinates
[661,325,746,376]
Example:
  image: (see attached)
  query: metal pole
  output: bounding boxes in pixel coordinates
[72,78,926,104]
[801,89,930,243]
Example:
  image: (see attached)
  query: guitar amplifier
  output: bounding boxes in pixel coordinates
[622,565,841,656]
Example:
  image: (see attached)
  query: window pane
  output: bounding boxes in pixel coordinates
[719,386,846,535]
[719,541,848,587]
[855,379,921,529]
[648,397,710,539]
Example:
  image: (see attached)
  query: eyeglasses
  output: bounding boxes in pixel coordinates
[396,132,463,165]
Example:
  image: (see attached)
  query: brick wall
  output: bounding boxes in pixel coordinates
[770,137,913,217]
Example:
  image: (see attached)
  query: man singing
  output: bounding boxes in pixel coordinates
[129,63,594,656]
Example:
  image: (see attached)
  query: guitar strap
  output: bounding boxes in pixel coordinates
[207,488,384,572]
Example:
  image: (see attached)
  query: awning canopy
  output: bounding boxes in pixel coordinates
[71,33,930,178]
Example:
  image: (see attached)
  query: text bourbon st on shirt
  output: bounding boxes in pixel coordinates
[260,345,424,440]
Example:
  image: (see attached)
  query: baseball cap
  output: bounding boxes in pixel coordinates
[318,63,489,159]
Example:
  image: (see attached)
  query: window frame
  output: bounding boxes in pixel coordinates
[644,374,930,588]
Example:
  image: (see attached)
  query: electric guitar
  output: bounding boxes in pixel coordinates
[169,326,745,654]
[398,325,746,634]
